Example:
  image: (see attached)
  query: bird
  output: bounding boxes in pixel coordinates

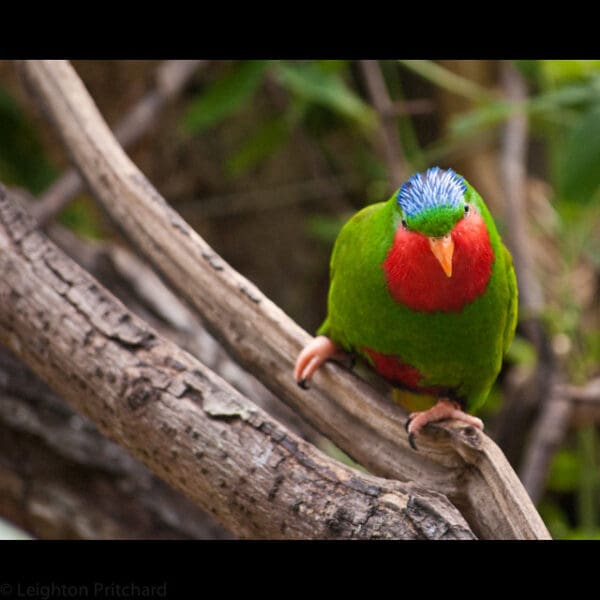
[294,166,518,450]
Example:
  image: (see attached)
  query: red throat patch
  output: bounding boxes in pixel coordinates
[382,212,494,312]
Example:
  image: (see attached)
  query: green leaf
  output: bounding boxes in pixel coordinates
[541,60,600,85]
[0,86,56,193]
[398,60,494,103]
[317,438,367,472]
[273,62,376,129]
[450,82,596,139]
[513,60,541,81]
[564,528,600,540]
[558,106,600,201]
[58,197,104,240]
[449,101,515,138]
[577,426,599,534]
[548,449,581,492]
[504,335,537,367]
[538,500,572,540]
[316,60,348,74]
[183,61,269,134]
[226,116,292,178]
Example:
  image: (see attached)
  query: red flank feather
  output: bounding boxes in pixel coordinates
[362,348,447,394]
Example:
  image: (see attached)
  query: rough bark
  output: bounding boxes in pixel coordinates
[0,186,474,539]
[38,214,323,445]
[0,345,230,539]
[17,59,550,540]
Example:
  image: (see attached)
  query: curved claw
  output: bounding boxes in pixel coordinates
[294,336,342,386]
[408,432,418,451]
[297,379,310,390]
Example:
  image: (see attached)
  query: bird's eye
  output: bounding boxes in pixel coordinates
[464,204,470,214]
[401,218,408,230]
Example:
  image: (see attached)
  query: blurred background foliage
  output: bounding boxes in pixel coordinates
[0,60,598,539]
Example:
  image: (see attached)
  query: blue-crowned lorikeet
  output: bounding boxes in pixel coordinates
[294,167,518,449]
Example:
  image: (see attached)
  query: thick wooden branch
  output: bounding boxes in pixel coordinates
[0,186,474,539]
[40,213,323,445]
[0,347,229,539]
[18,59,550,539]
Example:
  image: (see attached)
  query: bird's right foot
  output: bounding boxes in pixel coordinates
[294,335,347,389]
[404,398,484,450]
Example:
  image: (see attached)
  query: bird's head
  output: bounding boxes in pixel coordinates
[395,166,470,278]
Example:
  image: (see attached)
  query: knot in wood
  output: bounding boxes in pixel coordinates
[125,377,161,411]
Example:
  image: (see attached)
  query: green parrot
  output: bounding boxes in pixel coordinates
[294,167,518,449]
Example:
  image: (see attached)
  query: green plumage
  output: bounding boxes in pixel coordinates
[317,179,518,412]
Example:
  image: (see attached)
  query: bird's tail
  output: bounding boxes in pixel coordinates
[391,388,438,413]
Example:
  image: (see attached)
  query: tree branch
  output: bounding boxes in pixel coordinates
[499,61,543,318]
[0,346,229,539]
[518,390,572,505]
[0,185,475,539]
[17,59,550,539]
[496,61,557,468]
[30,60,204,226]
[516,377,600,504]
[358,60,408,187]
[39,212,322,445]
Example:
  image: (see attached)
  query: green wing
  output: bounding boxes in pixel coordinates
[317,202,384,341]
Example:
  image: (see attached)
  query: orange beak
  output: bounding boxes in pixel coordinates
[428,235,454,278]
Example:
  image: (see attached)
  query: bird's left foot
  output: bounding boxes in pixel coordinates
[405,398,483,450]
[294,335,351,389]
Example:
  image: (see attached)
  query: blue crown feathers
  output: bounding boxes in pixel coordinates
[396,167,467,218]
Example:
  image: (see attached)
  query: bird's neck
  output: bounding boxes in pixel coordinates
[382,212,494,312]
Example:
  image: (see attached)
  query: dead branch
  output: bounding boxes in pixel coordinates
[31,60,204,226]
[358,60,408,187]
[567,378,600,424]
[389,98,435,116]
[0,346,229,539]
[17,59,550,539]
[41,215,322,444]
[518,390,572,504]
[563,378,600,404]
[518,377,600,503]
[499,62,543,317]
[0,185,475,539]
[496,61,557,467]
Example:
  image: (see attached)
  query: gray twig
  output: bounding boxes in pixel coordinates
[31,60,205,226]
[519,390,572,504]
[500,61,542,316]
[358,60,408,188]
